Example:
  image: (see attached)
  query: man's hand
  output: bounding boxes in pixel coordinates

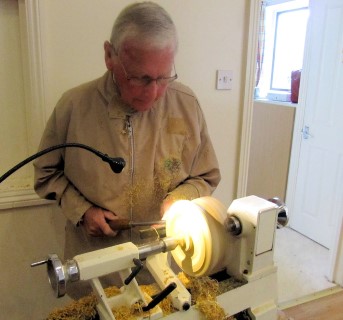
[83,206,119,237]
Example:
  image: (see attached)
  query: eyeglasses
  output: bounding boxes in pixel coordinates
[117,55,178,87]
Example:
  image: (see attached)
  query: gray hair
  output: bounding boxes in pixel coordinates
[110,1,178,53]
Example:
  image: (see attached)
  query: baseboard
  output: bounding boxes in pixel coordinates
[278,285,342,310]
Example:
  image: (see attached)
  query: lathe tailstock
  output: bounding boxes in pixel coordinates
[33,195,285,320]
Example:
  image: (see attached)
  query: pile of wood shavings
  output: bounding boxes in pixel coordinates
[111,301,145,320]
[47,286,121,320]
[47,294,97,320]
[47,273,236,320]
[47,285,167,320]
[178,272,235,320]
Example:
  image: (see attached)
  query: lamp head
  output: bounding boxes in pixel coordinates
[106,157,126,173]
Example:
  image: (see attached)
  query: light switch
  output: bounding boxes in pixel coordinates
[216,70,233,90]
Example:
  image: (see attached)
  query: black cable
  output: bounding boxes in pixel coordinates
[0,143,125,183]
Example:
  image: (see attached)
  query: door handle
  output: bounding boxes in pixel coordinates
[301,126,313,139]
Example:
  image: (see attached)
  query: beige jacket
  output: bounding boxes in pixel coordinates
[34,71,220,253]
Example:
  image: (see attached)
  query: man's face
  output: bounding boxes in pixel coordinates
[106,41,176,112]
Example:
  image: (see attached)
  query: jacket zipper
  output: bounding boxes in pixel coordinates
[125,115,134,175]
[126,115,135,239]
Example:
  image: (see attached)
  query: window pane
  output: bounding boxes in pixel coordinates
[271,8,309,91]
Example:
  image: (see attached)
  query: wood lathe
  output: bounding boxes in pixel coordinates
[32,195,287,320]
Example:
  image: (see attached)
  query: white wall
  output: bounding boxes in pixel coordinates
[0,204,73,319]
[0,0,32,193]
[0,1,249,319]
[247,101,295,201]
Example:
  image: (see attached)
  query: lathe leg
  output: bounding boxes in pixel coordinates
[90,278,115,320]
[146,252,191,311]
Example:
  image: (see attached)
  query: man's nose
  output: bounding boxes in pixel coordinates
[143,81,160,99]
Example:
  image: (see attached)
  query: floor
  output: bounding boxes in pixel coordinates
[282,290,343,320]
[274,226,337,306]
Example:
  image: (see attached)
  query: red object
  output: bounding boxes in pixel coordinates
[291,70,301,103]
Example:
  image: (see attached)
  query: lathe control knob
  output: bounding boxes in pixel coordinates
[31,254,79,298]
[47,254,67,297]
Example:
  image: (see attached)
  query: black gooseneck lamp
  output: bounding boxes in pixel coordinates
[0,142,126,184]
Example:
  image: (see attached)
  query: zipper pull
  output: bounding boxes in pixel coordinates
[122,116,132,135]
[126,116,132,136]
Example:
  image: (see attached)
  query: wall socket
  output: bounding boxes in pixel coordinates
[216,70,233,90]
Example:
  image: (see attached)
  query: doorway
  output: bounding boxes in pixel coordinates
[286,0,343,250]
[239,0,343,302]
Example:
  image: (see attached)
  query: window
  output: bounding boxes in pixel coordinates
[256,0,309,101]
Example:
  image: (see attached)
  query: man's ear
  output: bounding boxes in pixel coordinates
[104,41,115,70]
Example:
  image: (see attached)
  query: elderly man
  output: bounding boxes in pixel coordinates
[34,1,220,296]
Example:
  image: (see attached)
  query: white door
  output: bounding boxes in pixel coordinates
[289,0,343,249]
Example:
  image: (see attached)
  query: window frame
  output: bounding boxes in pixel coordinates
[270,6,309,91]
[255,0,309,101]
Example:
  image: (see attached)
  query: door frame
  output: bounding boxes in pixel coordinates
[238,0,343,286]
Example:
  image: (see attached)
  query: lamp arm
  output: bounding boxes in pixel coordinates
[0,143,125,184]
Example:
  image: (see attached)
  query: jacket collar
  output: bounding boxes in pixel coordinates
[97,71,137,118]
